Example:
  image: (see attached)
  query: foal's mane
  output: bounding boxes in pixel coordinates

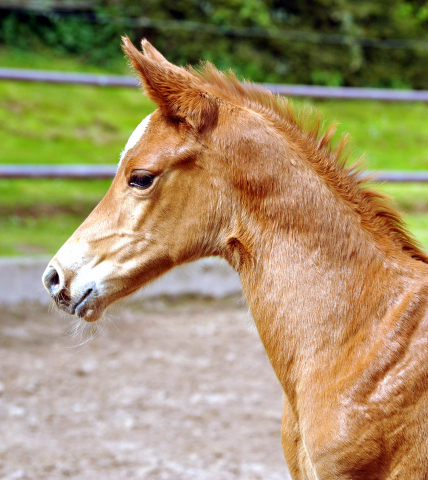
[190,63,428,263]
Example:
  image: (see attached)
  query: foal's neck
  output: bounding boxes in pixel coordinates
[229,158,422,398]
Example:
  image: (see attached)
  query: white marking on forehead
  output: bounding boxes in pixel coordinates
[119,113,152,165]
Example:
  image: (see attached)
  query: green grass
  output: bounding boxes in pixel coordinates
[405,214,428,249]
[0,81,155,165]
[1,49,428,255]
[0,213,84,255]
[299,99,428,171]
[0,178,111,255]
[377,183,428,249]
[326,101,428,170]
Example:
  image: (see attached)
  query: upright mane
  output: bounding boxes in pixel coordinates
[188,63,428,264]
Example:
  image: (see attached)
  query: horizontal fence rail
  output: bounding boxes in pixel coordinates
[0,68,138,87]
[2,67,428,101]
[0,165,117,179]
[1,165,428,182]
[264,84,428,102]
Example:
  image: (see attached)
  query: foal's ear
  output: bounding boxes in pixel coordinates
[140,39,188,77]
[122,37,218,132]
[141,39,177,69]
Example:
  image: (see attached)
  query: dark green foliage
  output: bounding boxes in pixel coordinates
[0,9,125,67]
[1,0,428,87]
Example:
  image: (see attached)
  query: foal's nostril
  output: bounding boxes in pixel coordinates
[43,266,61,296]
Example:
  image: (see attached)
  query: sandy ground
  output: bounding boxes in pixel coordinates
[0,296,291,480]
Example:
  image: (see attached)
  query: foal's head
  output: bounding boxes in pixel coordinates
[42,38,259,321]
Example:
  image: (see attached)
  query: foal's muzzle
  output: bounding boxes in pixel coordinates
[42,264,97,319]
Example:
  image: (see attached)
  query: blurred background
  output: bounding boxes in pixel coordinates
[0,0,428,255]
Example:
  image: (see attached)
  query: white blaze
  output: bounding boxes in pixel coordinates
[119,114,152,164]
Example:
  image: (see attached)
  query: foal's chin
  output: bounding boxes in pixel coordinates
[52,291,106,323]
[77,306,104,323]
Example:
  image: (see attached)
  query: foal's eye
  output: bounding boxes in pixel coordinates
[129,171,156,190]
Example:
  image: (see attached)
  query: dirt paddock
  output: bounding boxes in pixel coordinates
[0,296,291,480]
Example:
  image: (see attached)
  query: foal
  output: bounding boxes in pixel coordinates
[43,38,428,479]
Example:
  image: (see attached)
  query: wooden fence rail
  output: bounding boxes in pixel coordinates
[1,165,428,182]
[3,67,428,101]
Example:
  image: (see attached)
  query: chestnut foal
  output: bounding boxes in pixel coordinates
[43,38,428,479]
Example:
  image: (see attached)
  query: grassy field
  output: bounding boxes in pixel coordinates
[1,48,428,255]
